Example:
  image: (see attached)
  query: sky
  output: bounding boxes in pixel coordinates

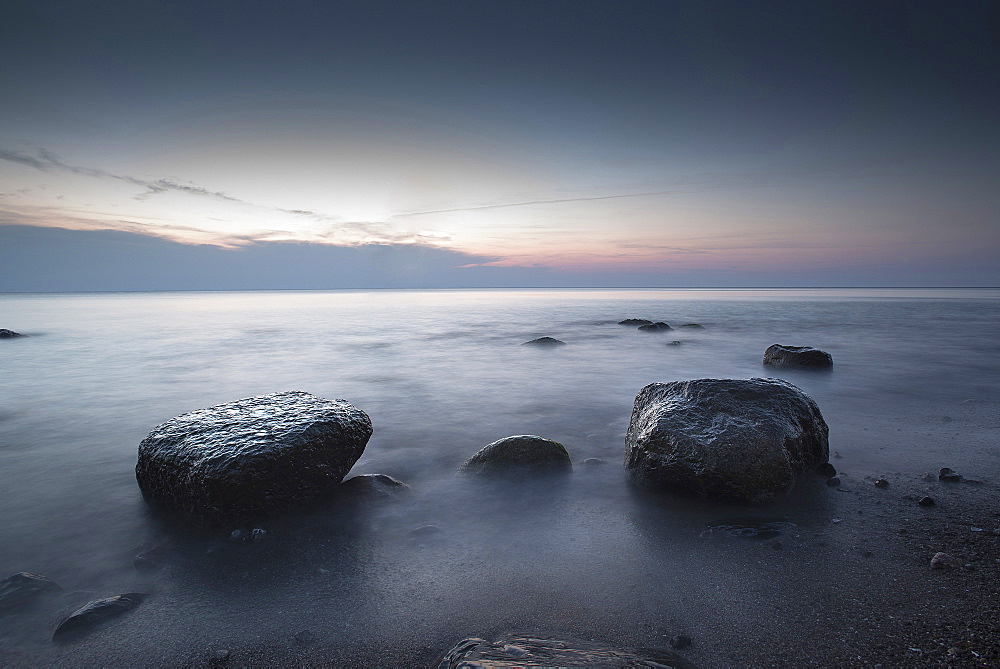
[1,0,998,290]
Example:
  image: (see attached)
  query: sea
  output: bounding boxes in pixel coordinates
[1,288,998,664]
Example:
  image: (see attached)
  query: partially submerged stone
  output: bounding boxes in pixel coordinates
[336,474,410,501]
[618,319,653,326]
[763,344,833,369]
[458,435,572,477]
[625,378,829,503]
[136,391,372,527]
[0,328,24,338]
[679,323,705,329]
[0,572,61,613]
[52,593,146,642]
[438,633,696,668]
[638,321,673,332]
[522,336,566,347]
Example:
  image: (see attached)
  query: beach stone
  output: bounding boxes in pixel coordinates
[763,344,833,369]
[522,336,566,347]
[625,378,829,503]
[618,319,653,326]
[136,391,372,527]
[0,572,62,613]
[438,633,695,668]
[816,462,837,478]
[938,468,962,482]
[875,478,889,488]
[458,435,572,477]
[638,321,673,332]
[0,328,24,338]
[52,593,146,642]
[918,496,936,507]
[336,474,409,500]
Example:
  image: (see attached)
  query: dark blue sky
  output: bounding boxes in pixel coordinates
[2,0,998,289]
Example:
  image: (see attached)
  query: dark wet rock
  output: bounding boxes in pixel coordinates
[438,633,696,668]
[583,457,609,465]
[0,572,62,613]
[706,518,797,540]
[52,593,146,642]
[763,344,833,370]
[638,321,673,332]
[679,323,705,329]
[618,319,653,326]
[626,378,829,503]
[135,391,372,527]
[669,635,693,650]
[939,468,963,482]
[930,552,963,569]
[826,476,841,487]
[0,329,24,338]
[458,435,572,477]
[875,478,889,488]
[666,340,683,346]
[816,462,837,478]
[918,496,936,507]
[522,336,566,347]
[336,474,409,500]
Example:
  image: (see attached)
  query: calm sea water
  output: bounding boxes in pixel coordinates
[1,288,998,663]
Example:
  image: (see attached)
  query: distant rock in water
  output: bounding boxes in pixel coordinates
[458,435,572,477]
[679,323,705,330]
[52,593,146,642]
[0,328,24,338]
[638,322,673,332]
[522,336,566,347]
[438,633,696,668]
[135,391,372,527]
[625,378,829,504]
[618,319,653,326]
[336,474,409,501]
[0,572,61,613]
[763,344,833,369]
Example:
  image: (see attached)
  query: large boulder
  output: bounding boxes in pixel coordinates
[458,435,572,477]
[625,378,829,503]
[136,391,372,526]
[763,344,833,369]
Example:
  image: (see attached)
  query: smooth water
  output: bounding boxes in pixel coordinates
[1,288,998,664]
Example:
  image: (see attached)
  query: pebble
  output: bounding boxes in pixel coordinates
[669,635,692,650]
[938,468,963,482]
[874,478,889,488]
[831,518,843,524]
[213,649,231,662]
[250,528,266,541]
[917,496,935,507]
[930,552,963,569]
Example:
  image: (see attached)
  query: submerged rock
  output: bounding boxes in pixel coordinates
[618,319,653,326]
[625,378,829,503]
[938,467,963,482]
[336,474,410,500]
[438,633,695,668]
[136,391,372,527]
[0,328,24,338]
[0,572,61,613]
[638,321,673,332]
[52,593,146,642]
[763,344,833,369]
[816,462,837,478]
[458,435,572,477]
[522,336,566,347]
[679,323,705,330]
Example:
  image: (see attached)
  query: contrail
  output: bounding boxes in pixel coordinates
[393,189,693,217]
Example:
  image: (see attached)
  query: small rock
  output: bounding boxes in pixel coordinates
[229,529,247,542]
[816,462,837,478]
[52,593,147,642]
[0,572,62,613]
[831,518,843,524]
[0,329,25,338]
[638,322,673,332]
[826,477,841,487]
[212,649,231,662]
[930,552,963,569]
[618,319,653,326]
[250,528,266,541]
[917,496,936,507]
[939,468,962,482]
[832,451,842,459]
[522,337,566,347]
[336,474,410,500]
[875,478,889,488]
[669,635,692,650]
[582,458,608,465]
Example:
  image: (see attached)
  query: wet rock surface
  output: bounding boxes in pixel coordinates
[522,336,566,347]
[763,344,833,369]
[638,321,673,332]
[0,328,24,338]
[135,391,372,527]
[0,572,61,613]
[52,593,146,642]
[458,435,572,477]
[437,633,696,668]
[625,378,829,503]
[335,474,409,501]
[618,319,653,326]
